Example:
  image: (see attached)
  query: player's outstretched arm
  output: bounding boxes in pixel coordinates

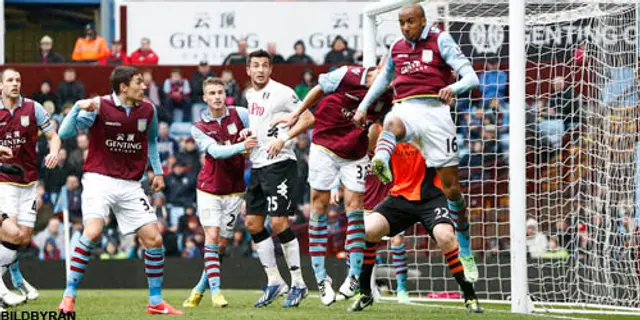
[147,107,165,192]
[34,101,61,168]
[277,85,325,128]
[191,126,257,160]
[58,98,99,139]
[266,110,314,159]
[438,32,479,100]
[357,53,395,114]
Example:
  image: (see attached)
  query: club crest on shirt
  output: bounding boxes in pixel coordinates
[137,119,147,132]
[20,116,29,127]
[421,50,433,63]
[227,123,238,135]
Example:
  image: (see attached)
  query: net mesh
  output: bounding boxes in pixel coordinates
[370,0,640,313]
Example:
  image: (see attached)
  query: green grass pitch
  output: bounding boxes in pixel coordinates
[11,289,635,320]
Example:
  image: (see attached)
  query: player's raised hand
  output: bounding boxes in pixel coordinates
[438,87,455,105]
[44,152,58,169]
[0,146,13,161]
[353,110,367,127]
[77,98,99,112]
[239,128,252,141]
[243,136,258,151]
[266,138,285,159]
[151,175,165,193]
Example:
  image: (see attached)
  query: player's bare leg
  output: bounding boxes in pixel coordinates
[270,216,307,308]
[9,225,38,301]
[437,166,478,282]
[338,189,365,300]
[432,223,482,313]
[389,235,409,304]
[348,212,389,312]
[371,116,406,184]
[58,218,104,314]
[0,217,26,307]
[137,222,183,316]
[308,189,335,305]
[246,215,288,307]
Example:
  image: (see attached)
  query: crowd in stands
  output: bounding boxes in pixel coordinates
[28,24,634,266]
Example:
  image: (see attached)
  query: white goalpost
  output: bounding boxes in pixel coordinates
[363,0,640,316]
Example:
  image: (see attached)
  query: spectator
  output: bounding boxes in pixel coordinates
[99,40,129,65]
[294,69,316,100]
[71,23,110,63]
[294,133,310,206]
[182,236,201,259]
[40,238,61,261]
[53,175,83,222]
[222,40,248,65]
[178,138,201,173]
[42,148,75,200]
[100,240,127,260]
[574,41,586,65]
[548,76,579,129]
[190,61,215,120]
[37,35,64,64]
[220,70,241,106]
[68,133,89,175]
[478,59,508,102]
[56,68,85,109]
[32,80,57,109]
[287,40,315,65]
[526,218,548,258]
[164,161,196,218]
[163,68,191,122]
[324,36,355,65]
[225,228,252,258]
[129,37,159,65]
[33,217,65,254]
[157,122,178,162]
[152,192,170,228]
[266,42,285,64]
[142,70,169,121]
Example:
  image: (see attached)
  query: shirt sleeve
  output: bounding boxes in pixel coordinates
[33,101,54,133]
[438,32,471,73]
[235,107,250,128]
[357,51,395,112]
[147,105,164,175]
[58,97,99,139]
[317,66,349,93]
[191,126,247,159]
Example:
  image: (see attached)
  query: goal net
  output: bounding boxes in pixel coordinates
[365,0,640,315]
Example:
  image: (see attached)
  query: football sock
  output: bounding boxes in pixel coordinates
[63,236,95,298]
[391,243,408,293]
[251,229,284,286]
[308,212,328,283]
[278,228,305,287]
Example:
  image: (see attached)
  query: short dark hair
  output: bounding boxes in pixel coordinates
[202,77,225,91]
[247,49,271,66]
[110,66,141,94]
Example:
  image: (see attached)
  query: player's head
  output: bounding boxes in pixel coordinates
[398,4,427,42]
[110,66,146,103]
[246,49,272,89]
[364,66,379,88]
[1,69,21,100]
[202,77,227,112]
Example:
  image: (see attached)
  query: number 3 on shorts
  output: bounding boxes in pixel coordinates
[266,196,278,212]
[139,198,151,212]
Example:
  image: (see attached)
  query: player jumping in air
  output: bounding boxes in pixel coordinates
[348,123,483,313]
[243,50,314,308]
[353,4,480,282]
[0,69,61,306]
[182,77,257,308]
[362,123,409,305]
[275,65,391,304]
[57,66,183,315]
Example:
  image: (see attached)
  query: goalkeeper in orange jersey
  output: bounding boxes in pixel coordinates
[348,123,483,313]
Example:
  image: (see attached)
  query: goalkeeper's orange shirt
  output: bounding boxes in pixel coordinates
[389,142,443,201]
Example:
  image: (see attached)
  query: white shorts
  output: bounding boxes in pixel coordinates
[196,190,243,239]
[0,183,37,228]
[81,172,157,235]
[308,144,368,193]
[364,209,404,239]
[387,100,459,168]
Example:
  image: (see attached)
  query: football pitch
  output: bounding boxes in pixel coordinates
[11,289,636,320]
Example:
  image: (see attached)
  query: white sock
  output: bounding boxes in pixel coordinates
[0,243,17,267]
[255,237,283,286]
[281,238,305,287]
[0,267,10,294]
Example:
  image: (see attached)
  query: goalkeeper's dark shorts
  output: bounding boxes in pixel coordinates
[374,194,454,239]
